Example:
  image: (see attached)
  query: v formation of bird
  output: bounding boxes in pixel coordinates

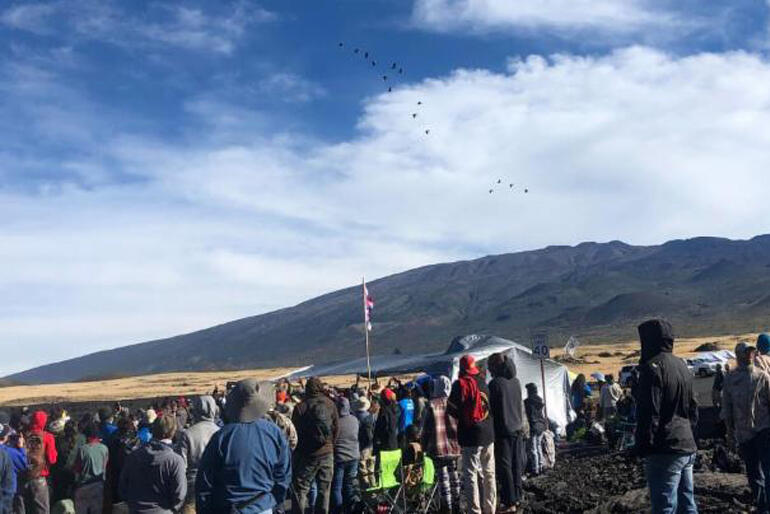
[338,42,430,136]
[339,42,529,196]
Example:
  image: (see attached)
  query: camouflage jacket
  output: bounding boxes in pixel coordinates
[722,365,770,444]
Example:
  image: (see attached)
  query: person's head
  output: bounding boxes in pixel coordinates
[488,353,506,378]
[152,415,177,441]
[638,318,675,363]
[191,395,217,423]
[305,377,324,398]
[716,363,722,371]
[116,415,136,437]
[606,374,614,384]
[735,342,756,368]
[575,374,586,387]
[757,334,770,356]
[430,376,452,399]
[337,397,351,416]
[0,424,11,445]
[352,396,371,413]
[224,379,273,423]
[83,421,100,441]
[381,388,396,405]
[29,411,48,432]
[98,407,114,425]
[459,355,480,377]
[725,363,731,372]
[526,383,538,397]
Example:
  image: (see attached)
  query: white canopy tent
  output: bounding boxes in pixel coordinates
[285,334,576,433]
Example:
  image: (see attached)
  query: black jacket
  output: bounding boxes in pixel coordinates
[373,402,399,452]
[634,319,698,456]
[448,374,495,448]
[524,396,547,435]
[489,359,525,438]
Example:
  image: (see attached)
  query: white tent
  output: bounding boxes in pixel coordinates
[285,334,575,433]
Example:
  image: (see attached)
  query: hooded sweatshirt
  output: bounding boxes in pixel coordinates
[421,377,461,458]
[27,411,57,479]
[334,398,360,463]
[524,388,547,436]
[292,379,339,458]
[179,395,220,489]
[373,394,400,452]
[119,440,187,514]
[634,319,698,456]
[489,358,525,438]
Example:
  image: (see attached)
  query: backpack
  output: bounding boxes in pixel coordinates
[26,431,46,479]
[306,399,333,448]
[541,430,556,470]
[459,376,489,427]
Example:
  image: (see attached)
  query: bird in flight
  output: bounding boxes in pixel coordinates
[412,113,418,118]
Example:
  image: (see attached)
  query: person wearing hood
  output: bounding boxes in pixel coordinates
[177,396,220,514]
[755,334,770,373]
[373,389,399,453]
[421,376,461,514]
[291,377,338,514]
[25,410,58,514]
[488,353,525,513]
[723,341,770,512]
[634,319,698,514]
[119,415,186,514]
[1,424,16,514]
[448,355,496,514]
[524,383,546,476]
[196,380,290,514]
[352,396,375,489]
[331,398,360,514]
[570,374,591,414]
[1,423,27,514]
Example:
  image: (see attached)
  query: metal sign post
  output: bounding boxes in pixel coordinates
[532,332,549,421]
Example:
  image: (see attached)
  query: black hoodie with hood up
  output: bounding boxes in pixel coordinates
[634,319,698,457]
[488,357,525,438]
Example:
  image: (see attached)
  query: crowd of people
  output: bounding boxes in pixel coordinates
[2,318,769,514]
[0,350,553,514]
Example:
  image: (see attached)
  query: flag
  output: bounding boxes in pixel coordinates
[363,280,374,331]
[564,336,580,358]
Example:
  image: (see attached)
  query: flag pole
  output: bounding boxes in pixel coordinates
[363,277,372,386]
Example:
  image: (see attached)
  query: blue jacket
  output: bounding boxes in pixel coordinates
[398,399,414,433]
[0,447,15,514]
[1,444,26,496]
[196,419,291,514]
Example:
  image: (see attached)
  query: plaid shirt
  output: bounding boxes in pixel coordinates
[421,398,460,458]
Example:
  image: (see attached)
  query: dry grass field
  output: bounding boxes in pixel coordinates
[0,332,758,406]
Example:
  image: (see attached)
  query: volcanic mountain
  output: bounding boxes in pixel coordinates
[9,235,770,384]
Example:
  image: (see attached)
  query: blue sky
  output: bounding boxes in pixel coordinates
[3,0,770,375]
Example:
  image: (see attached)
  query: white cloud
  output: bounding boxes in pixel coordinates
[1,0,275,54]
[411,0,681,35]
[4,46,770,373]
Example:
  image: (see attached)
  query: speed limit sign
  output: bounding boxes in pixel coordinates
[532,333,550,360]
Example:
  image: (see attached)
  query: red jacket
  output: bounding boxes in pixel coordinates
[27,411,58,478]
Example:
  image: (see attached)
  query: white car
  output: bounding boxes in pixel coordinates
[689,358,724,377]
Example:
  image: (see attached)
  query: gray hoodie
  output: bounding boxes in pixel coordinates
[179,396,220,489]
[334,398,360,463]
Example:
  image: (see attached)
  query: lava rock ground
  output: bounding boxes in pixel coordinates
[522,445,751,513]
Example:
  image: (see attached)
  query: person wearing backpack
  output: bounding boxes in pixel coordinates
[448,356,496,514]
[352,397,375,488]
[25,411,58,514]
[291,377,339,514]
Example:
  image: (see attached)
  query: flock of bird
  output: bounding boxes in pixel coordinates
[338,42,530,196]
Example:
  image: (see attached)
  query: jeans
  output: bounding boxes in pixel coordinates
[331,460,359,513]
[460,444,496,514]
[495,434,525,506]
[528,433,543,475]
[292,453,334,514]
[645,453,698,514]
[739,431,770,513]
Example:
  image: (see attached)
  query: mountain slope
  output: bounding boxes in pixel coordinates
[10,235,770,384]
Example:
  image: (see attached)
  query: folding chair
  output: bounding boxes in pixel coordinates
[412,455,441,514]
[362,449,405,513]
